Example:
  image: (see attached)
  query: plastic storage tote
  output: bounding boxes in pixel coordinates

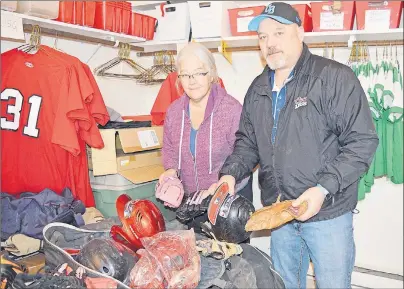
[78,1,96,27]
[56,1,74,24]
[17,1,59,19]
[142,15,157,40]
[121,1,131,34]
[228,6,266,36]
[311,1,355,32]
[129,12,143,37]
[94,1,115,31]
[355,1,403,30]
[188,1,235,39]
[73,1,83,25]
[89,171,176,221]
[113,1,121,33]
[293,4,313,32]
[157,2,191,41]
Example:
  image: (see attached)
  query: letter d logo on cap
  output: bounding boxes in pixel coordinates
[265,4,275,14]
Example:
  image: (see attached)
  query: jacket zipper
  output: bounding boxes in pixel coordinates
[272,91,283,200]
[271,76,294,200]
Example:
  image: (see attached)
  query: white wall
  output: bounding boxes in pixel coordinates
[2,31,403,276]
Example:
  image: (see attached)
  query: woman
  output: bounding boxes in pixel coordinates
[159,42,252,231]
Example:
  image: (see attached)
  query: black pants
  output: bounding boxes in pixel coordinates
[186,175,254,243]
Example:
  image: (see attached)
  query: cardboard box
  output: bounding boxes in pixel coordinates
[90,126,165,184]
[14,252,45,274]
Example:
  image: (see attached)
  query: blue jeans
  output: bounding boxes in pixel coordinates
[271,212,355,289]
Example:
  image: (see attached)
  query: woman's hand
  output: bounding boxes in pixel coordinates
[158,169,178,184]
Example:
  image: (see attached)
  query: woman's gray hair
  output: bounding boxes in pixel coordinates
[175,42,219,91]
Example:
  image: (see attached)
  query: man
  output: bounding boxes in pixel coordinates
[216,2,379,289]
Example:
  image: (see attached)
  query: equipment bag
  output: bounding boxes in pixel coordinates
[43,222,131,289]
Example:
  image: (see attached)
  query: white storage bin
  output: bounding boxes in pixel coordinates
[188,1,235,38]
[16,1,59,19]
[157,2,191,41]
[1,1,17,12]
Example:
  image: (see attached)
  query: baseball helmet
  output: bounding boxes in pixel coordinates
[76,238,138,283]
[110,194,166,252]
[206,183,255,244]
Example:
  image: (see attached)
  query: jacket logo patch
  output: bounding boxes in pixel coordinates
[294,97,307,109]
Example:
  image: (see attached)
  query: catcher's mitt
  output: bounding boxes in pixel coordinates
[176,191,212,223]
[245,195,308,231]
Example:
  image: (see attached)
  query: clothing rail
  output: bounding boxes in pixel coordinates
[136,39,404,57]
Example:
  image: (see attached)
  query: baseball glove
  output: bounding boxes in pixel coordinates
[245,195,308,231]
[176,191,213,223]
[155,176,184,208]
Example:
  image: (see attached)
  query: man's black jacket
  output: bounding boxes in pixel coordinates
[220,44,379,222]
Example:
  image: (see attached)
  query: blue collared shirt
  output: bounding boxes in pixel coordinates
[270,70,294,144]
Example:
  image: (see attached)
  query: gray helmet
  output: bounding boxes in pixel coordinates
[76,238,138,283]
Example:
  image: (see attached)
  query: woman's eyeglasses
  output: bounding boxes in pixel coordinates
[178,72,209,81]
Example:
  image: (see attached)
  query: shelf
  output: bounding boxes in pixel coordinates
[135,28,403,54]
[193,28,404,49]
[136,39,188,52]
[3,9,402,53]
[1,10,146,46]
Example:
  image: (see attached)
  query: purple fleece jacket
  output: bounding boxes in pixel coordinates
[162,83,245,195]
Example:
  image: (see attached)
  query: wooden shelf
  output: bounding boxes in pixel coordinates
[1,10,146,46]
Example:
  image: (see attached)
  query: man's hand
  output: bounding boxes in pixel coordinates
[217,175,236,195]
[158,169,177,185]
[292,186,326,221]
[193,183,218,205]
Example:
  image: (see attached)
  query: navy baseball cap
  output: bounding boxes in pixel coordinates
[248,2,302,31]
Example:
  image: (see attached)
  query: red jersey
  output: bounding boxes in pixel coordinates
[1,48,108,207]
[38,46,111,207]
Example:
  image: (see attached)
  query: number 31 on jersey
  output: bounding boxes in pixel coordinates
[1,88,42,138]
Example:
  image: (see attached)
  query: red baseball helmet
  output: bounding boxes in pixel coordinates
[110,194,166,252]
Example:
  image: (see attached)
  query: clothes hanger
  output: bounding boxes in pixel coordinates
[16,25,55,58]
[93,43,147,80]
[137,50,175,85]
[53,31,65,53]
[17,25,41,53]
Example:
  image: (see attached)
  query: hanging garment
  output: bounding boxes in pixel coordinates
[389,57,403,184]
[355,47,403,201]
[354,60,377,200]
[150,71,226,125]
[1,46,109,207]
